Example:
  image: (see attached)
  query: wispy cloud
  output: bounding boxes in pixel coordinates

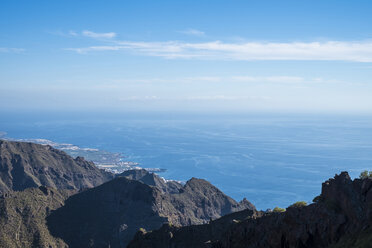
[82,30,116,39]
[67,46,122,53]
[68,40,372,62]
[0,47,24,53]
[178,28,205,37]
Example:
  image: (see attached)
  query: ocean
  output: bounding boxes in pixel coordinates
[1,111,371,210]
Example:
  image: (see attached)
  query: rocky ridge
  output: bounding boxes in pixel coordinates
[46,171,255,247]
[0,140,255,248]
[0,140,114,194]
[118,169,183,194]
[128,172,372,248]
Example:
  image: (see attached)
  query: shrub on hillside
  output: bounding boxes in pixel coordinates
[289,201,307,208]
[273,207,286,213]
[359,170,372,179]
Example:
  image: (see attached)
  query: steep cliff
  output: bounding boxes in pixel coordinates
[46,174,255,247]
[0,140,114,193]
[128,172,372,248]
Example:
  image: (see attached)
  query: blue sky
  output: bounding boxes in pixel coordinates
[1,0,372,113]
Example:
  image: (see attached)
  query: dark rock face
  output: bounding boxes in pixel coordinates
[118,169,183,194]
[47,177,170,248]
[170,177,255,225]
[46,174,255,248]
[0,140,114,193]
[128,172,372,248]
[119,170,255,226]
[128,209,264,248]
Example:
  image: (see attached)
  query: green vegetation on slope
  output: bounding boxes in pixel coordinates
[0,187,73,248]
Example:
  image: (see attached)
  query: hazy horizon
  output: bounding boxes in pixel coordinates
[1,0,372,114]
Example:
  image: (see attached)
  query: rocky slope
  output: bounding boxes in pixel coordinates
[46,173,255,247]
[128,172,372,248]
[0,186,72,248]
[0,140,114,194]
[128,208,264,248]
[119,169,183,194]
[0,140,255,247]
[120,169,255,224]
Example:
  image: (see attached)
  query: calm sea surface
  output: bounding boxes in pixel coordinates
[1,112,372,210]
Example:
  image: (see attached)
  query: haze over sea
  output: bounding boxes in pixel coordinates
[1,111,371,210]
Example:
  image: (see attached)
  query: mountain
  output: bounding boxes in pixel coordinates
[128,172,372,248]
[0,140,255,247]
[169,177,255,225]
[0,140,114,194]
[118,169,255,216]
[128,208,264,248]
[118,169,183,194]
[0,186,71,248]
[46,173,255,247]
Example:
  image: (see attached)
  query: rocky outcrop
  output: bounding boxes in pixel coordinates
[46,174,255,248]
[118,169,183,194]
[47,177,170,248]
[128,172,372,248]
[128,208,264,248]
[170,177,255,225]
[0,140,114,194]
[120,170,254,223]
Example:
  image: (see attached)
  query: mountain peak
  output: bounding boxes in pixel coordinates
[0,139,113,193]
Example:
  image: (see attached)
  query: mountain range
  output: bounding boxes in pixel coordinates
[0,139,371,247]
[0,140,253,247]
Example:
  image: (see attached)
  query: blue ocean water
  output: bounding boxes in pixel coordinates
[1,111,371,210]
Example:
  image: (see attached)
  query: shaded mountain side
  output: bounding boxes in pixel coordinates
[47,175,255,248]
[118,169,183,194]
[329,227,372,248]
[128,208,264,248]
[0,186,74,248]
[119,169,255,223]
[170,177,255,225]
[47,177,171,248]
[128,172,372,248]
[0,140,114,194]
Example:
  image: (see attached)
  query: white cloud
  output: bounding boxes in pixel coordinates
[68,40,372,62]
[179,28,205,36]
[67,46,122,54]
[82,30,116,39]
[0,47,24,53]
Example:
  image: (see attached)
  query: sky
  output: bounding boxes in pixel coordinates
[1,0,372,114]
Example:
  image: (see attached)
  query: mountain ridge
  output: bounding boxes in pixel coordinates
[0,139,114,194]
[0,140,255,248]
[127,171,372,248]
